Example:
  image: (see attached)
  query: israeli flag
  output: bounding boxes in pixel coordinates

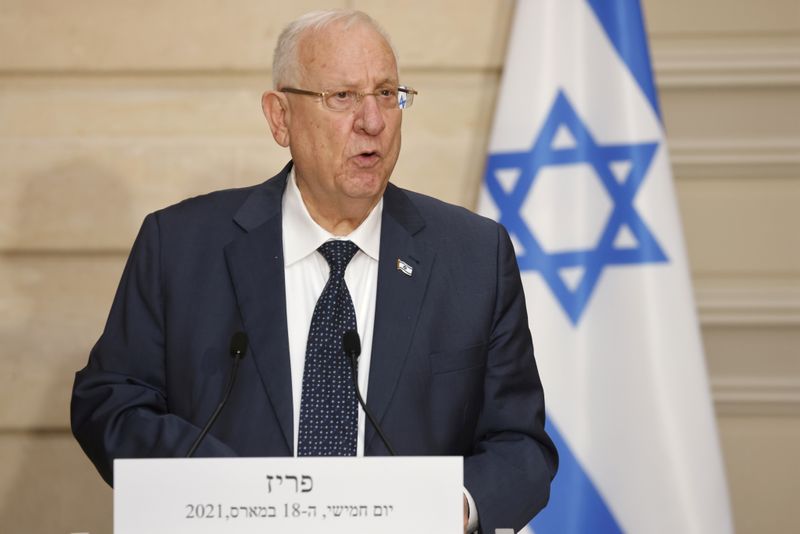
[478,1,734,532]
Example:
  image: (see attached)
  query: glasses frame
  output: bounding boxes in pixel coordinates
[280,85,418,111]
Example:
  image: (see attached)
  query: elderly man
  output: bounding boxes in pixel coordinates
[71,9,557,533]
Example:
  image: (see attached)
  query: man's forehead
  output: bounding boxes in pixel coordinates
[298,21,396,66]
[297,30,398,88]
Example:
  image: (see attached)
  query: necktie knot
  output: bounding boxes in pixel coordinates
[318,240,359,275]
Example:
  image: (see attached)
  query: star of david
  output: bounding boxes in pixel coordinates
[485,90,668,325]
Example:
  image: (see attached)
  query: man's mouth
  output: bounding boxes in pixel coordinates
[352,151,381,167]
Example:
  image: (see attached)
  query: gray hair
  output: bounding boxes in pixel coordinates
[272,9,398,89]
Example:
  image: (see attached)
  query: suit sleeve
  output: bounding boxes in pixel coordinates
[71,213,236,486]
[463,223,558,533]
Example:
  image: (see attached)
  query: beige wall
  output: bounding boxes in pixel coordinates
[1,0,798,532]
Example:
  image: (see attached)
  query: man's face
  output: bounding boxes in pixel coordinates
[284,22,402,211]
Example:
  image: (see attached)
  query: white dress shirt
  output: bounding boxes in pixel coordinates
[282,169,381,457]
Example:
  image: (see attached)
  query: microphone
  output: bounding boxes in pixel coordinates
[343,330,396,456]
[186,332,249,457]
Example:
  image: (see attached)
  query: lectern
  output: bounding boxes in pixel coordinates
[114,456,462,533]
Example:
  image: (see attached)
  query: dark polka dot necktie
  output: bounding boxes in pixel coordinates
[297,240,359,456]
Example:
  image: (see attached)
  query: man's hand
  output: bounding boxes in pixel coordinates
[463,493,469,533]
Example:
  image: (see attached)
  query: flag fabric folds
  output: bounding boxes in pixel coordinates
[478,1,734,532]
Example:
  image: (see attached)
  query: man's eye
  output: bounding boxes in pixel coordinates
[378,88,396,98]
[333,91,352,100]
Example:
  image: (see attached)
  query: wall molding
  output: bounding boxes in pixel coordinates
[698,280,800,417]
[670,139,800,180]
[695,280,800,326]
[651,36,800,88]
[712,377,800,416]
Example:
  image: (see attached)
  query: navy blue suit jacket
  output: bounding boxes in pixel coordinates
[72,163,557,532]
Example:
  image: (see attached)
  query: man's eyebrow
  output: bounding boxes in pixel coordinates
[324,78,399,89]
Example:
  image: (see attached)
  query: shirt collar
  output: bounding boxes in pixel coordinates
[282,168,382,267]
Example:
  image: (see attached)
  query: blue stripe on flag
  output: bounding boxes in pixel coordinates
[530,419,623,534]
[586,0,662,120]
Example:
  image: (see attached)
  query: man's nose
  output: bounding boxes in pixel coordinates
[354,94,386,135]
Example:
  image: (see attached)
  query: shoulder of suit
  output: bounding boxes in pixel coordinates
[154,183,256,221]
[392,184,501,232]
[151,163,290,228]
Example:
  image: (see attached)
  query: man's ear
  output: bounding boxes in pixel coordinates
[262,91,290,147]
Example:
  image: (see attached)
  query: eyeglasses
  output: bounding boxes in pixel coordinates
[280,85,418,111]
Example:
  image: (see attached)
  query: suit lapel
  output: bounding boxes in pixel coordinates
[224,164,294,453]
[366,184,435,452]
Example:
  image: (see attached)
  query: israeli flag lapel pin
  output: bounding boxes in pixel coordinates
[396,259,413,277]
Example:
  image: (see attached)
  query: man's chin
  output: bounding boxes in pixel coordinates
[341,171,390,199]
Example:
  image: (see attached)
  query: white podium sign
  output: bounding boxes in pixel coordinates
[114,456,463,533]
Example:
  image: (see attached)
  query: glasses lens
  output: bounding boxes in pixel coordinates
[324,90,357,111]
[398,87,415,110]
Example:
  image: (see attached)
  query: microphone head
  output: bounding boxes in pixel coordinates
[342,330,361,357]
[229,331,248,359]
